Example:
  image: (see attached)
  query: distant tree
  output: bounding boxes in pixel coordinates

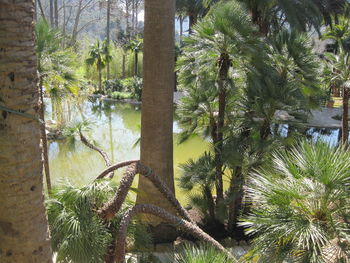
[86,40,112,93]
[127,38,143,76]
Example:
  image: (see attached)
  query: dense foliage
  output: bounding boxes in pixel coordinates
[241,141,350,262]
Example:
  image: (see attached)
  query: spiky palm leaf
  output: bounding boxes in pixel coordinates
[241,141,350,263]
[46,180,151,263]
[174,243,236,263]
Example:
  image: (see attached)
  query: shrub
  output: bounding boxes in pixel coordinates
[104,79,124,92]
[109,91,133,100]
[121,77,143,101]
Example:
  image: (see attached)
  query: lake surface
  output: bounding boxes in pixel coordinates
[47,98,208,203]
[47,98,342,203]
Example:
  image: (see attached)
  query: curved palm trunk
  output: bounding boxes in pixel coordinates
[98,162,194,224]
[115,204,234,263]
[0,1,52,261]
[136,0,177,235]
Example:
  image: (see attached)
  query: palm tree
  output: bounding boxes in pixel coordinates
[86,40,112,94]
[324,51,350,144]
[35,19,60,192]
[0,1,52,261]
[177,1,259,205]
[241,141,350,263]
[178,152,217,223]
[136,0,177,240]
[237,0,346,35]
[322,15,350,144]
[176,0,204,33]
[46,181,151,263]
[126,38,143,76]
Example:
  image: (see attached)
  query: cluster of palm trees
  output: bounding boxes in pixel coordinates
[175,0,350,260]
[2,0,350,262]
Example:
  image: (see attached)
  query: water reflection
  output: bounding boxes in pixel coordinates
[46,98,209,202]
[46,97,343,202]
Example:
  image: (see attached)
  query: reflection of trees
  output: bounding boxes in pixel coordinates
[114,103,141,132]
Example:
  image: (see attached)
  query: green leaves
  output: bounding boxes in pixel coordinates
[46,180,152,263]
[241,141,350,262]
[85,40,112,71]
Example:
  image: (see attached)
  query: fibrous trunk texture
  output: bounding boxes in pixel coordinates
[0,1,53,261]
[114,204,234,263]
[98,162,195,224]
[137,0,177,226]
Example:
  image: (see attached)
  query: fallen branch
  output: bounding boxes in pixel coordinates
[79,129,114,178]
[114,204,236,263]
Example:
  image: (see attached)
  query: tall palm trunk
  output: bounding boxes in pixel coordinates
[342,86,349,144]
[122,53,126,78]
[134,51,138,76]
[98,66,102,93]
[214,53,230,204]
[39,80,52,192]
[106,0,111,80]
[136,0,177,240]
[0,1,52,261]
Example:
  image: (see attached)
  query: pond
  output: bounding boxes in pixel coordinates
[46,97,342,204]
[46,97,209,203]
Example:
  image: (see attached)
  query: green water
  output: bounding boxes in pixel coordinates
[48,98,208,203]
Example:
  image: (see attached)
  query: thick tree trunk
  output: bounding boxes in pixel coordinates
[0,1,52,261]
[136,0,176,233]
[342,87,349,144]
